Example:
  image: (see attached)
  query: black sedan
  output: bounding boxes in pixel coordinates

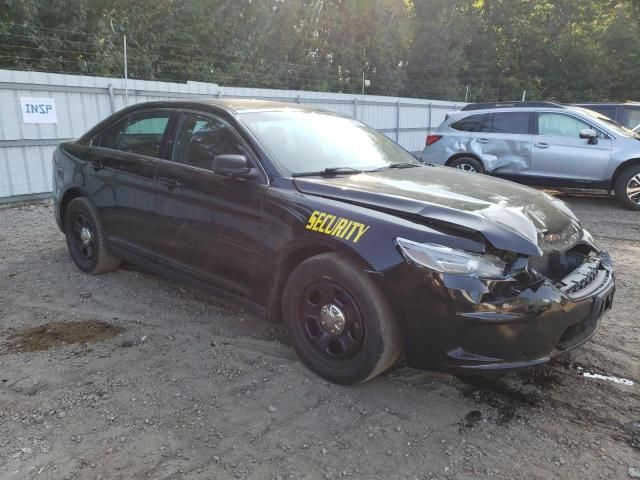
[52,99,615,384]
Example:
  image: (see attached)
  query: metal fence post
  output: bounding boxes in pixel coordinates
[107,84,116,113]
[396,100,401,142]
[428,102,432,134]
[353,97,358,119]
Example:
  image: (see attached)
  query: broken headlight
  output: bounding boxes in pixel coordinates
[396,238,508,279]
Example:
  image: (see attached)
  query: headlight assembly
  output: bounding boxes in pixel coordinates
[396,237,508,279]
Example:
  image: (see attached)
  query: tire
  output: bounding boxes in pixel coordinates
[448,156,484,174]
[64,197,121,274]
[282,252,402,384]
[614,165,640,210]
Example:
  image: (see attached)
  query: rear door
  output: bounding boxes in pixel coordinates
[88,109,175,255]
[153,111,268,297]
[530,112,612,182]
[467,111,533,175]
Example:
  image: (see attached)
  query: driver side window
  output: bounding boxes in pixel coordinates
[173,113,245,171]
[538,113,603,138]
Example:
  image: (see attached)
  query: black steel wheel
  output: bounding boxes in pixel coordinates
[283,252,402,384]
[70,212,95,261]
[64,197,120,274]
[299,280,366,360]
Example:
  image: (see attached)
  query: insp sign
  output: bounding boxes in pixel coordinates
[20,97,58,124]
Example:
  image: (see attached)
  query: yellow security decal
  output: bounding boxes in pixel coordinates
[305,210,370,243]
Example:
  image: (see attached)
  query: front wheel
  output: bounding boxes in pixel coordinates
[282,253,402,384]
[64,197,121,274]
[614,165,640,210]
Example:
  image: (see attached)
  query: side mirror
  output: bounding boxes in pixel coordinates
[579,129,598,144]
[212,154,258,179]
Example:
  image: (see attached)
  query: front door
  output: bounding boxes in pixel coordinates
[154,111,268,298]
[530,112,612,182]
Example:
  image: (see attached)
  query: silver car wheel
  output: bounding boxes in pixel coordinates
[627,174,640,204]
[455,163,476,173]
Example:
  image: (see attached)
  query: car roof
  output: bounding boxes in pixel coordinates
[77,98,342,145]
[575,101,640,106]
[449,105,570,117]
[460,101,566,111]
[130,98,326,115]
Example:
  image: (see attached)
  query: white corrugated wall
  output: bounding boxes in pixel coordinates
[0,69,464,200]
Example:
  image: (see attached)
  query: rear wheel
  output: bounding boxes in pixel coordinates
[64,197,121,274]
[448,156,484,174]
[282,253,402,384]
[614,165,640,210]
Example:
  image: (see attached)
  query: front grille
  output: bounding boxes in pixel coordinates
[561,259,600,294]
[528,246,609,299]
[554,256,608,298]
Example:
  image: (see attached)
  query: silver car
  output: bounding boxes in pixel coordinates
[420,101,640,209]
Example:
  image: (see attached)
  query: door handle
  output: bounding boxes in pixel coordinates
[159,176,182,189]
[476,138,490,144]
[534,143,550,149]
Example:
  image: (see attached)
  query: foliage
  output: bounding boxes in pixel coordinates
[0,0,638,101]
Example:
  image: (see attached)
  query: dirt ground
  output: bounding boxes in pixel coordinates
[0,193,638,480]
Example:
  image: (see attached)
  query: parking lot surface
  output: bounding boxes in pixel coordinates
[0,193,638,480]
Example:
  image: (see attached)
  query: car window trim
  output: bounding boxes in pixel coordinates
[533,111,613,140]
[90,108,177,158]
[167,109,269,185]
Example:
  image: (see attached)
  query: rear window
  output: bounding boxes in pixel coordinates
[490,112,530,134]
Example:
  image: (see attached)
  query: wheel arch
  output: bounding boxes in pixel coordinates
[610,158,640,190]
[59,187,87,228]
[265,242,374,324]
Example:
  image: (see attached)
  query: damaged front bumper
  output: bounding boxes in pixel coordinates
[383,249,615,373]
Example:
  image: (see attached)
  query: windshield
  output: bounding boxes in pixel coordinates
[239,110,421,175]
[573,107,636,137]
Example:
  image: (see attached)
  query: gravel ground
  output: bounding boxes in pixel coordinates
[0,193,638,480]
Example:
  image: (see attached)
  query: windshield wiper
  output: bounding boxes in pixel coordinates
[369,162,422,172]
[292,167,364,177]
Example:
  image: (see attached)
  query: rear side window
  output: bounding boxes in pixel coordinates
[120,114,171,157]
[94,112,171,158]
[451,114,490,132]
[490,112,530,134]
[95,119,127,149]
[451,113,529,134]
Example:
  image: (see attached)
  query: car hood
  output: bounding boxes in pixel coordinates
[293,166,582,257]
